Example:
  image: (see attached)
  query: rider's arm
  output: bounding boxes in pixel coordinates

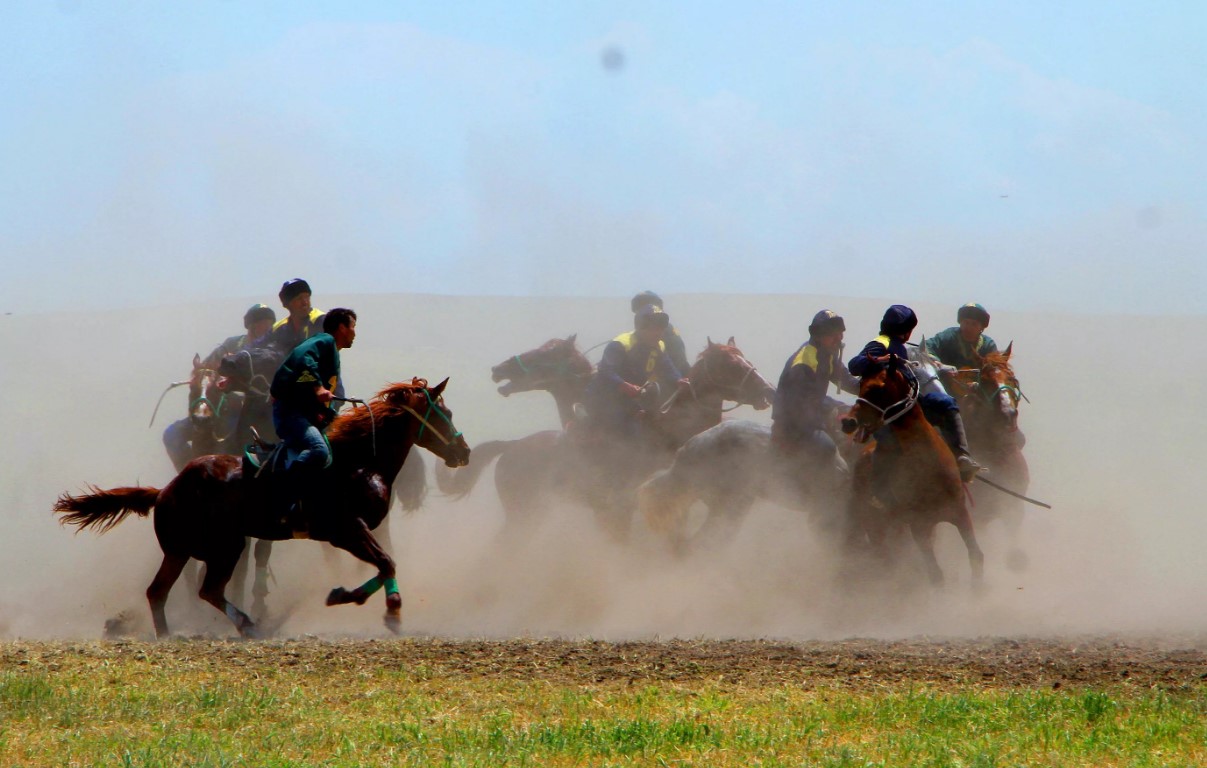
[847,339,887,378]
[596,341,629,390]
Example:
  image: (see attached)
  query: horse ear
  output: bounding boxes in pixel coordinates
[727,336,736,347]
[706,336,714,347]
[429,377,449,397]
[1003,341,1013,360]
[193,353,202,369]
[566,333,577,346]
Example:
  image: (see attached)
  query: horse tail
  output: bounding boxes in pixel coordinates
[54,486,161,534]
[434,439,514,499]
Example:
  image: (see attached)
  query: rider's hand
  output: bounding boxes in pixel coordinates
[619,382,643,398]
[676,378,692,392]
[316,386,335,404]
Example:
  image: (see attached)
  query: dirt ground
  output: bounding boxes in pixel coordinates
[6,636,1206,692]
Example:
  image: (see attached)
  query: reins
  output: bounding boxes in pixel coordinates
[855,367,920,429]
[400,389,463,446]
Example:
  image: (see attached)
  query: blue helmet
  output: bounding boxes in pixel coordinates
[879,305,918,337]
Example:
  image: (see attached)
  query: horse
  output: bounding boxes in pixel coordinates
[55,378,470,638]
[440,339,775,541]
[952,345,1030,569]
[639,409,851,556]
[490,334,594,427]
[840,356,984,589]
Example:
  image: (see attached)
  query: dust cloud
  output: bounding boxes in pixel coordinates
[1,293,1202,641]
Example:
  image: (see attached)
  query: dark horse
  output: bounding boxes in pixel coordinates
[441,339,775,541]
[56,378,470,638]
[949,345,1030,569]
[490,334,593,426]
[840,356,984,589]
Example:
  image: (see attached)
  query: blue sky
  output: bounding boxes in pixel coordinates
[2,1,1204,314]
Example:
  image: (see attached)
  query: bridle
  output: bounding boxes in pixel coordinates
[661,350,766,414]
[854,363,920,430]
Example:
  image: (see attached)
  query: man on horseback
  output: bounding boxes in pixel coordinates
[584,304,688,442]
[269,278,328,352]
[924,302,999,371]
[631,291,690,376]
[849,305,983,483]
[772,310,859,473]
[269,307,357,535]
[162,303,278,472]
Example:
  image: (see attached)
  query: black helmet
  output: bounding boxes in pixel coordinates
[634,304,670,330]
[879,304,918,337]
[808,309,845,337]
[631,290,664,313]
[243,303,276,329]
[957,302,990,327]
[278,278,312,307]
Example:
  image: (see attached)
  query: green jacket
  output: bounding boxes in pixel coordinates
[924,327,998,369]
[270,333,341,424]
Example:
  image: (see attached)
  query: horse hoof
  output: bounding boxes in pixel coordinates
[383,612,402,635]
[326,587,350,606]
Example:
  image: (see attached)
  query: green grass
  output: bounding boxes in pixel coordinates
[2,652,1205,767]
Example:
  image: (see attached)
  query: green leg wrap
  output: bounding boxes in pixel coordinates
[358,576,384,596]
[384,578,400,596]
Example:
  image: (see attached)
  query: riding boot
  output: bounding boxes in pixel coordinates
[942,410,983,483]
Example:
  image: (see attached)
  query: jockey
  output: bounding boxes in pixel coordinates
[849,304,983,483]
[630,291,690,376]
[584,304,687,440]
[269,278,328,352]
[772,309,860,463]
[269,307,357,535]
[162,303,277,472]
[924,302,999,371]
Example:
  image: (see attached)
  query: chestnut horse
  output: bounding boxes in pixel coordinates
[56,379,470,638]
[841,356,984,588]
[441,339,775,541]
[952,346,1031,568]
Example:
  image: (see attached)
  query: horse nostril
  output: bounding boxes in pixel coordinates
[841,417,858,434]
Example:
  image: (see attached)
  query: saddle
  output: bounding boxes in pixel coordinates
[242,428,288,478]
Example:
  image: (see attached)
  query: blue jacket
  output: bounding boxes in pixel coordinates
[773,341,859,439]
[848,334,910,378]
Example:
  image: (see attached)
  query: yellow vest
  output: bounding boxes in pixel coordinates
[613,332,666,380]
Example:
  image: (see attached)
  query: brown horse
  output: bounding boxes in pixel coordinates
[841,356,984,588]
[56,378,470,638]
[441,339,775,541]
[953,346,1031,569]
[490,335,594,426]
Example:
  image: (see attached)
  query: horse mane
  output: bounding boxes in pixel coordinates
[979,350,1014,378]
[327,378,431,444]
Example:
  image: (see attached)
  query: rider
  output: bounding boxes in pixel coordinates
[161,303,278,472]
[924,302,999,371]
[584,304,688,441]
[269,278,327,352]
[772,310,860,466]
[269,307,357,535]
[630,291,690,376]
[848,304,983,483]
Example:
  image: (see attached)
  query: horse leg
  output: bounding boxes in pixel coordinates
[197,549,257,638]
[251,539,273,618]
[323,520,402,633]
[909,522,945,587]
[950,505,985,592]
[146,552,189,640]
[230,536,251,608]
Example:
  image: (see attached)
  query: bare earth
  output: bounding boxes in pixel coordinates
[6,637,1206,691]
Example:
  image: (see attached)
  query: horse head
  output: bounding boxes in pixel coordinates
[969,344,1021,429]
[691,336,775,410]
[841,355,917,442]
[380,378,472,468]
[490,335,592,397]
[187,354,222,431]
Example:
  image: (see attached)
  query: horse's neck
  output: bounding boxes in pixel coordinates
[658,388,723,445]
[546,379,587,427]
